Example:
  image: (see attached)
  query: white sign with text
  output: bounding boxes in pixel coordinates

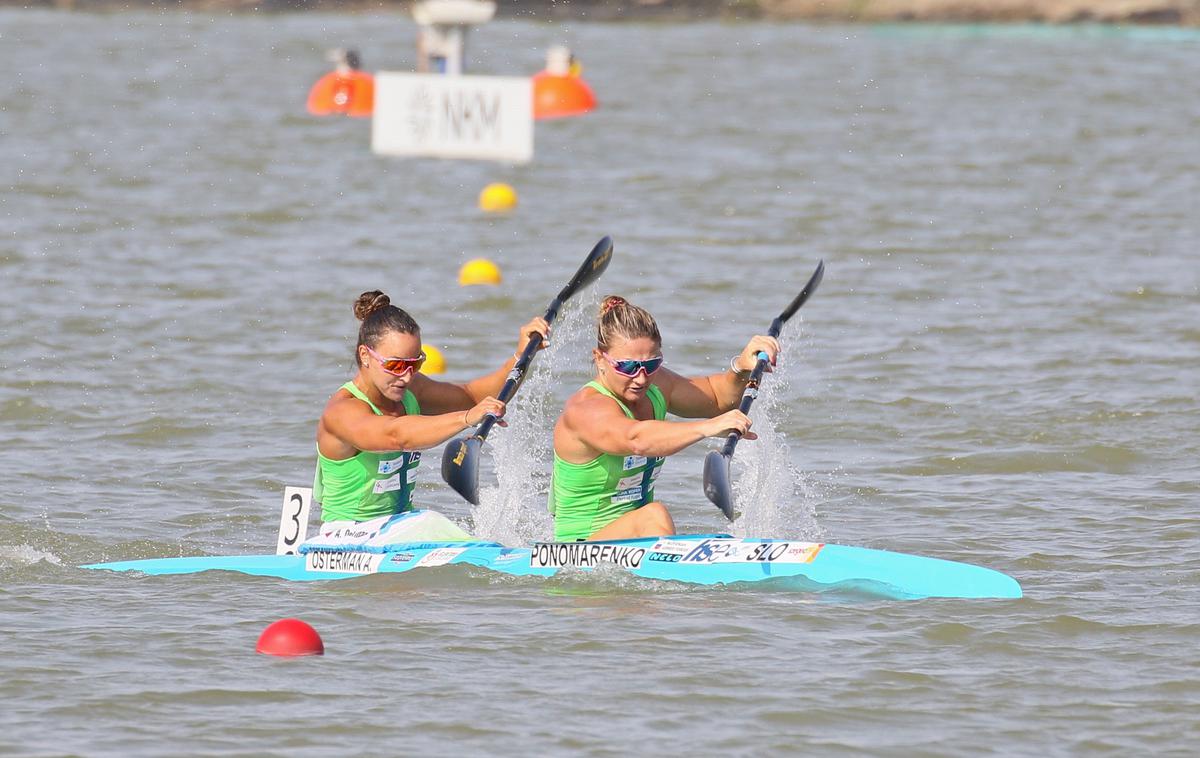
[371,73,533,163]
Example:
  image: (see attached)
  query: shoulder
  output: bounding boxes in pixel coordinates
[562,386,618,424]
[322,385,365,420]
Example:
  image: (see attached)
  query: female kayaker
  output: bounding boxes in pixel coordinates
[313,290,549,542]
[549,296,779,541]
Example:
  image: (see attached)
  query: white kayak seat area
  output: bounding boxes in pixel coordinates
[298,510,483,554]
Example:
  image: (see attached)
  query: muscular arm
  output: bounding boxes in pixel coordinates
[557,390,724,462]
[407,360,516,415]
[410,315,550,414]
[655,365,748,419]
[657,335,780,417]
[318,392,471,456]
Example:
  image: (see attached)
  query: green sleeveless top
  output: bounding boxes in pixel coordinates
[549,380,667,541]
[314,381,422,522]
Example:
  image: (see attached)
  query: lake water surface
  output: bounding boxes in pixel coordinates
[2,11,1198,756]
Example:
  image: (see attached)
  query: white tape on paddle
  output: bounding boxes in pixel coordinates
[276,486,313,556]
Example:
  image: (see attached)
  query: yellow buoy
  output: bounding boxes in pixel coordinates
[478,182,518,212]
[459,258,502,286]
[420,344,446,375]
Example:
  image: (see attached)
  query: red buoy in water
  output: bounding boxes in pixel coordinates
[256,618,324,657]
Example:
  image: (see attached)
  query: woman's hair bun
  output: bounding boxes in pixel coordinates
[354,290,391,321]
[599,295,627,317]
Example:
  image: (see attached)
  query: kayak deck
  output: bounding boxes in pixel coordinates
[82,535,1022,600]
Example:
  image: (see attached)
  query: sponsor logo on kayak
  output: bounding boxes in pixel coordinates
[530,542,646,570]
[305,551,384,574]
[672,539,826,565]
[389,552,415,564]
[679,539,742,564]
[415,548,467,567]
[647,552,681,563]
[648,539,692,556]
[778,543,824,564]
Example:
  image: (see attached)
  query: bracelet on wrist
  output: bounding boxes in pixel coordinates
[730,355,751,379]
[462,410,472,428]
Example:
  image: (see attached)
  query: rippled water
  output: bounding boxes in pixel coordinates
[3,11,1199,756]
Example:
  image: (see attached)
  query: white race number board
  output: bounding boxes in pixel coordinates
[371,73,533,164]
[276,486,313,556]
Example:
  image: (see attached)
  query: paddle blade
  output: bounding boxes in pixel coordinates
[441,436,483,505]
[776,259,825,327]
[703,451,736,520]
[557,236,613,304]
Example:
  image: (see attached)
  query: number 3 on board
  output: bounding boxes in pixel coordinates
[275,486,313,556]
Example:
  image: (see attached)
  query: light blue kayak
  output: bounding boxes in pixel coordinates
[82,534,1022,600]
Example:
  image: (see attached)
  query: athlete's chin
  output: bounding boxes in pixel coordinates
[622,386,647,402]
[383,383,409,399]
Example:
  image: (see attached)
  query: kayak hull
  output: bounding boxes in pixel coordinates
[82,535,1022,600]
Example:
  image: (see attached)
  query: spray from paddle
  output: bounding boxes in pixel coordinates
[471,287,598,545]
[728,334,824,541]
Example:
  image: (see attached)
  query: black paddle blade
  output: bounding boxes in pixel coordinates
[441,436,483,505]
[702,450,736,520]
[557,236,613,304]
[776,259,825,326]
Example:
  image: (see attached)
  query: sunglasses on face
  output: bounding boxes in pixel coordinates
[364,344,425,376]
[603,352,664,378]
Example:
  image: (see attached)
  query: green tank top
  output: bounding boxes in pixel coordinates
[549,380,667,541]
[314,381,422,522]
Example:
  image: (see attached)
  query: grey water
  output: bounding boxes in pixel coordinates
[2,10,1199,755]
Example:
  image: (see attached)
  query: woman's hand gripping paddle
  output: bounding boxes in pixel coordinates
[703,260,825,520]
[441,237,615,505]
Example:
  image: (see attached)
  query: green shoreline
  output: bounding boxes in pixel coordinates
[8,0,1200,25]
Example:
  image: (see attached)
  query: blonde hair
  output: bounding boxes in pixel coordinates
[597,295,660,351]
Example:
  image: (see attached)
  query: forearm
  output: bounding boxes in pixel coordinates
[704,368,751,412]
[624,419,711,458]
[378,412,472,451]
[462,354,517,403]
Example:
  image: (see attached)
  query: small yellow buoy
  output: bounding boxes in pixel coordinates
[478,183,518,212]
[420,344,446,375]
[458,258,502,286]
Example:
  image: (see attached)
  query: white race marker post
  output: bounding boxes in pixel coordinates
[276,486,313,555]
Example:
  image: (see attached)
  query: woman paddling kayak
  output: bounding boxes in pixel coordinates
[313,290,549,542]
[549,296,779,541]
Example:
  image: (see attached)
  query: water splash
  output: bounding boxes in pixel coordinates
[729,332,825,541]
[0,544,63,569]
[471,285,599,546]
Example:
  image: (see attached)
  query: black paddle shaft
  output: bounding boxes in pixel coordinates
[441,237,614,505]
[471,236,614,443]
[720,260,825,458]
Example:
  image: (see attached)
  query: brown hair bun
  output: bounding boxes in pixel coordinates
[354,291,391,321]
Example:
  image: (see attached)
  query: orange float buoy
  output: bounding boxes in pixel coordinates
[307,49,374,118]
[532,71,596,120]
[532,45,596,120]
[256,618,325,657]
[307,70,375,118]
